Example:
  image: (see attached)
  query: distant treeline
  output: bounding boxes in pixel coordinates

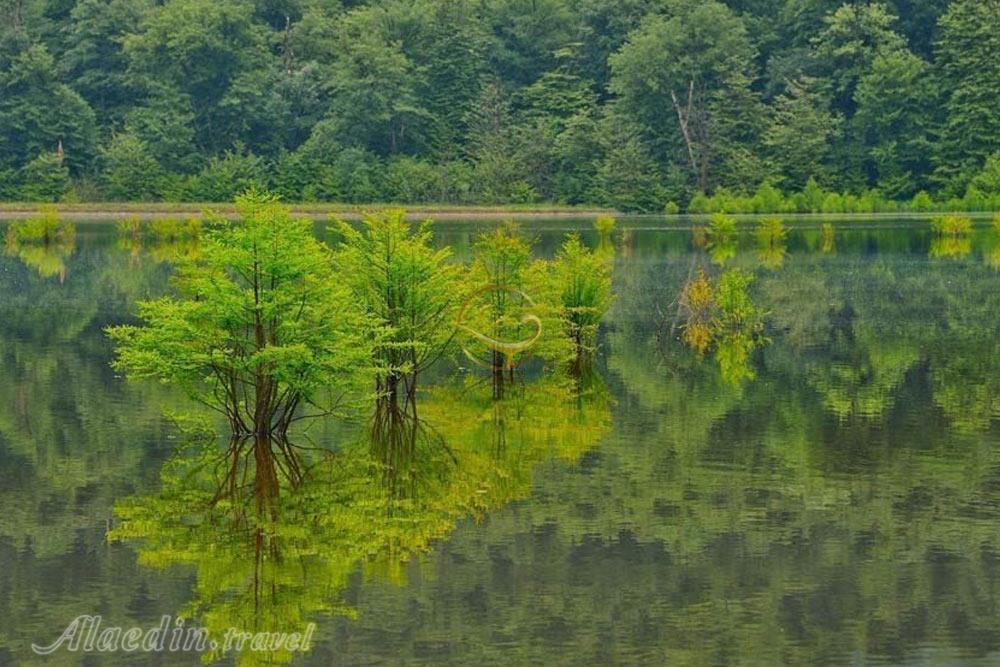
[1,0,999,211]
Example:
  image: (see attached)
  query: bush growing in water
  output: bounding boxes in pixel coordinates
[931,214,972,237]
[678,268,766,384]
[5,206,75,245]
[684,177,1000,216]
[553,234,613,375]
[594,215,616,235]
[755,217,786,246]
[822,223,835,253]
[150,216,202,240]
[708,213,738,239]
[116,216,142,239]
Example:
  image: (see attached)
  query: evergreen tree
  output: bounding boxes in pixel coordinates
[0,45,97,172]
[764,77,840,190]
[18,151,70,201]
[933,0,1000,194]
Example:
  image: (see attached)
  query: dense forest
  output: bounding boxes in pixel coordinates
[2,0,1000,211]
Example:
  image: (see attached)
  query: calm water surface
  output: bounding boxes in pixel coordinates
[2,218,1000,666]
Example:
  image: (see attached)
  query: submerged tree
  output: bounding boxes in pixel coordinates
[463,222,535,399]
[462,223,572,399]
[553,234,613,377]
[107,192,372,447]
[332,209,461,429]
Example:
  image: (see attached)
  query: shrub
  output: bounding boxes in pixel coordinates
[185,149,265,202]
[664,201,680,215]
[6,206,75,245]
[750,182,786,214]
[708,213,738,239]
[554,234,613,373]
[594,215,616,235]
[911,191,934,212]
[756,217,787,245]
[383,157,441,203]
[931,214,973,236]
[101,133,165,201]
[117,216,142,238]
[150,216,201,240]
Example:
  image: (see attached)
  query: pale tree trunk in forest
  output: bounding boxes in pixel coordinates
[671,80,710,193]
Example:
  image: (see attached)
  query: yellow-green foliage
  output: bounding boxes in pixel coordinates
[706,214,738,265]
[594,215,616,235]
[708,213,737,239]
[691,225,707,249]
[755,217,786,246]
[755,217,787,269]
[680,268,766,384]
[664,201,680,215]
[332,209,461,404]
[465,223,573,393]
[6,206,75,245]
[993,212,1000,233]
[554,234,613,367]
[116,216,142,238]
[931,214,972,237]
[150,216,202,240]
[930,236,972,260]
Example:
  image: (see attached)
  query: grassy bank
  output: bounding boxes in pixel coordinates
[0,201,616,221]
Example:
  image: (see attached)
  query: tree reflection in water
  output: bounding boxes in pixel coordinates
[109,377,611,665]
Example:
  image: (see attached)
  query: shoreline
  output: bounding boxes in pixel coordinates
[0,202,617,221]
[0,203,998,223]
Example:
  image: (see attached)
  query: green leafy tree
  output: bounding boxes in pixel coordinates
[594,122,663,212]
[609,0,756,192]
[466,82,540,204]
[332,210,461,413]
[124,0,269,153]
[811,2,906,116]
[184,147,265,202]
[123,88,201,173]
[553,234,612,375]
[107,191,373,438]
[61,0,149,130]
[969,153,1000,197]
[708,71,769,193]
[323,8,431,156]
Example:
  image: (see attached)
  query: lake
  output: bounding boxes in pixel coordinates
[2,217,1000,665]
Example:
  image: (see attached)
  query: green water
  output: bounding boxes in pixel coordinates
[3,218,1000,666]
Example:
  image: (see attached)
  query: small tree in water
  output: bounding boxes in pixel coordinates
[107,192,372,484]
[553,234,613,377]
[332,209,461,423]
[466,223,535,399]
